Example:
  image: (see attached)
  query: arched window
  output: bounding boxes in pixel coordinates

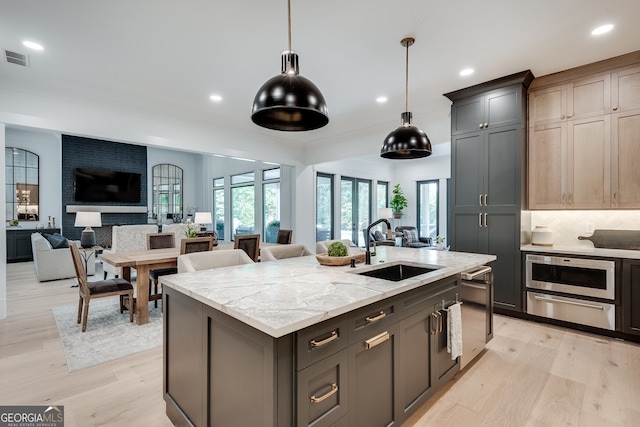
[5,147,39,222]
[152,164,183,222]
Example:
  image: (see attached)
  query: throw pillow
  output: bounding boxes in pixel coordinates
[42,232,69,249]
[374,230,385,241]
[403,228,418,243]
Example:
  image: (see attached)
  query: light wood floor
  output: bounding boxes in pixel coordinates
[1,262,639,427]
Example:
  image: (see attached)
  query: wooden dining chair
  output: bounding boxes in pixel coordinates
[180,236,215,254]
[234,234,260,262]
[147,232,177,308]
[70,242,134,332]
[276,229,293,244]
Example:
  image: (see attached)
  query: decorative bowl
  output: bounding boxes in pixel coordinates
[316,252,366,266]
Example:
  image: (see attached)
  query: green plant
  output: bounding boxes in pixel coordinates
[185,223,197,238]
[390,184,408,213]
[327,241,348,257]
[435,235,445,244]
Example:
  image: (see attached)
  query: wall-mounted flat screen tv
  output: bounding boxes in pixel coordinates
[74,168,141,203]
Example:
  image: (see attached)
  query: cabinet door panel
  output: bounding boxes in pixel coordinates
[486,89,519,128]
[348,326,398,427]
[486,213,520,310]
[486,126,520,208]
[452,133,483,209]
[450,211,483,254]
[613,66,640,112]
[530,84,566,126]
[528,123,566,209]
[622,260,640,336]
[451,96,484,134]
[398,311,432,414]
[612,110,640,208]
[568,74,610,120]
[568,116,611,208]
[431,306,459,384]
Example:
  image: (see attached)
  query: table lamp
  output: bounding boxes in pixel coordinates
[75,211,102,248]
[378,208,394,239]
[194,212,213,232]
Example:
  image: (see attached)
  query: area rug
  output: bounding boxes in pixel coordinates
[52,299,163,372]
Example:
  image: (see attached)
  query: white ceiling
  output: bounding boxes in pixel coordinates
[1,0,639,163]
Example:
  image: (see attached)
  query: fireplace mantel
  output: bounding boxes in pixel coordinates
[65,205,148,214]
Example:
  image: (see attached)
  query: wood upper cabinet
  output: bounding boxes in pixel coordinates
[611,109,640,208]
[529,73,610,127]
[529,116,610,209]
[528,56,640,210]
[612,65,640,113]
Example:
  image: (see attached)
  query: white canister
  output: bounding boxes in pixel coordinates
[531,226,553,246]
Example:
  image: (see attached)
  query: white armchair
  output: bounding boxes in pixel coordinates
[31,233,95,282]
[177,249,254,273]
[102,224,158,279]
[260,244,314,262]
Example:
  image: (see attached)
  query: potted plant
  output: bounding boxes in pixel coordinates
[435,235,446,250]
[390,184,408,218]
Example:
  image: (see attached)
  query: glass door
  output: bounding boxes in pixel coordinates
[341,177,371,246]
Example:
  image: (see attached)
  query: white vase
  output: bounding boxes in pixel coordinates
[531,226,553,246]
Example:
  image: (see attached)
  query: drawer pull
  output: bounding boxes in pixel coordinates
[365,331,390,349]
[310,383,338,403]
[365,311,386,323]
[533,295,604,310]
[310,330,338,348]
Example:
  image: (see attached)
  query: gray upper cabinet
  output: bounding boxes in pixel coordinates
[451,86,522,135]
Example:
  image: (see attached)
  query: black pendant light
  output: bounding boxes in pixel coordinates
[251,0,329,131]
[380,37,432,159]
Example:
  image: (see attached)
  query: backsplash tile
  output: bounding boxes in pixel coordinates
[525,210,640,247]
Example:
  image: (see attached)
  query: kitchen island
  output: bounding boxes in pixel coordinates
[160,246,496,427]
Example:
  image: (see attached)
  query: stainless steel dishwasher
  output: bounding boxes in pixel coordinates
[460,266,493,369]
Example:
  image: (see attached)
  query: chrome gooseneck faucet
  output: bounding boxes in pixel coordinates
[365,218,392,265]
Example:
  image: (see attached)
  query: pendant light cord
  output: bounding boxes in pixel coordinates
[405,41,409,113]
[287,0,292,53]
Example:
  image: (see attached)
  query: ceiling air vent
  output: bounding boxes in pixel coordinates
[5,50,29,67]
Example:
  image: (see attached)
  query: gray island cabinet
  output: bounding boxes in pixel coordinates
[161,247,495,427]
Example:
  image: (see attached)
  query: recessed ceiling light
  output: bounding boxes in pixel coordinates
[209,94,223,102]
[591,24,614,36]
[376,96,388,103]
[22,40,43,51]
[460,68,474,77]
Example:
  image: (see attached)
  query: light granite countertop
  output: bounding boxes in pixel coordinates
[160,246,496,338]
[521,244,640,260]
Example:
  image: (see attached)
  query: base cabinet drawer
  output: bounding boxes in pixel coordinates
[297,349,348,427]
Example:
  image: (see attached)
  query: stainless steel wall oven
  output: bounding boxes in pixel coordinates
[525,254,616,331]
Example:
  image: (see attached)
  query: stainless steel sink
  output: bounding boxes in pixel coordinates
[355,263,440,282]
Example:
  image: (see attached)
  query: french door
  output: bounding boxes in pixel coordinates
[341,177,371,246]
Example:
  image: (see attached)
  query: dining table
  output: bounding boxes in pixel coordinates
[99,242,276,325]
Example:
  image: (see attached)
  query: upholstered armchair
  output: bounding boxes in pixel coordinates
[31,232,95,281]
[260,244,314,261]
[161,223,189,249]
[177,249,254,273]
[395,226,432,248]
[102,224,158,279]
[363,228,396,247]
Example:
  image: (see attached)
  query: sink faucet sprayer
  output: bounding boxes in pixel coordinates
[365,218,392,265]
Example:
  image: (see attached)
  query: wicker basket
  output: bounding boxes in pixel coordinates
[316,252,366,266]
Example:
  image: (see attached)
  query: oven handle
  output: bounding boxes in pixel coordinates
[461,266,492,280]
[533,295,605,311]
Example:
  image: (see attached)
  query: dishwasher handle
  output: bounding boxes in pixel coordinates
[461,266,492,281]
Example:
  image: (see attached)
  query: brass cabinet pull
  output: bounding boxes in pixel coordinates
[430,312,440,335]
[569,192,574,205]
[478,213,482,227]
[310,383,338,403]
[484,194,488,206]
[479,194,483,206]
[310,330,338,348]
[613,190,617,205]
[365,331,390,349]
[484,213,488,228]
[365,311,386,324]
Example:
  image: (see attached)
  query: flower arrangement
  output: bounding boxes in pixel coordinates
[185,223,198,238]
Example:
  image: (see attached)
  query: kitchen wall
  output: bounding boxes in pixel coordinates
[527,210,640,247]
